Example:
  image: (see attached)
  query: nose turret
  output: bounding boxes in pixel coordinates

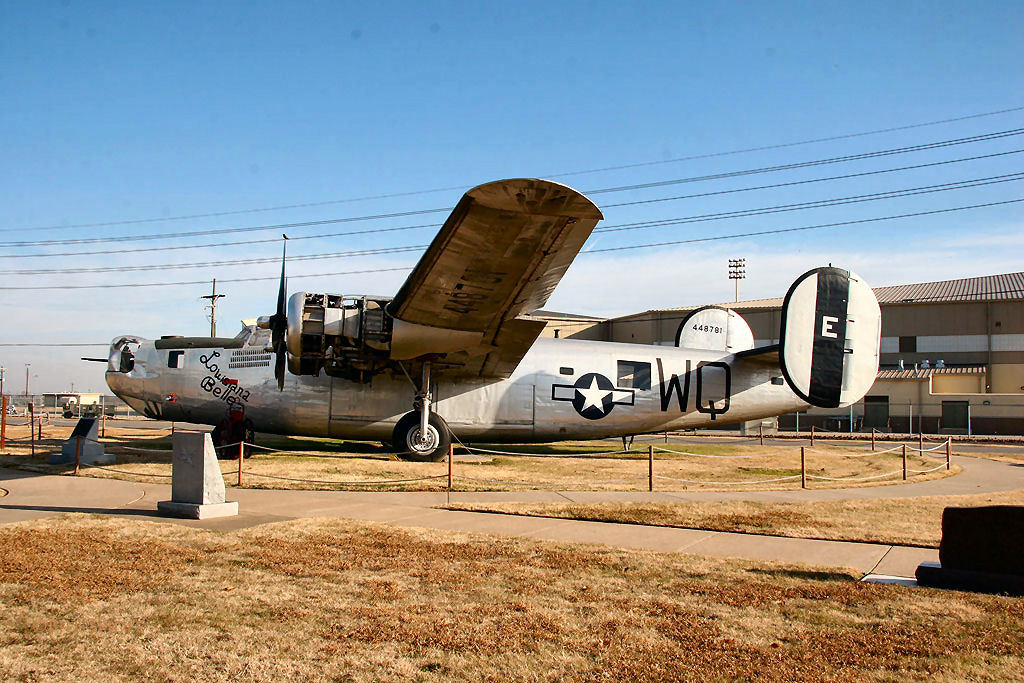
[104,336,152,415]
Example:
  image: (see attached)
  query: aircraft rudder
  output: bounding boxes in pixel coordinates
[779,267,880,409]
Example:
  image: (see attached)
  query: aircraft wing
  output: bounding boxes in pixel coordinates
[387,178,603,377]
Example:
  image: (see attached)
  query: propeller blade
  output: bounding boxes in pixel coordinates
[275,236,288,320]
[81,357,108,363]
[275,347,286,392]
[271,234,289,391]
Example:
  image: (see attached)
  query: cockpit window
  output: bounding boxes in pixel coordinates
[617,360,651,390]
[111,337,138,373]
[120,347,135,373]
[247,328,271,348]
[167,350,184,369]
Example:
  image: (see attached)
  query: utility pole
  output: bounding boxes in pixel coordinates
[728,258,746,303]
[201,279,226,337]
[0,365,5,397]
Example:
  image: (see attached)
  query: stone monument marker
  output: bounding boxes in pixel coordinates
[158,431,239,519]
[50,417,114,466]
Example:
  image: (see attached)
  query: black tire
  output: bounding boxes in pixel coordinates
[391,411,451,462]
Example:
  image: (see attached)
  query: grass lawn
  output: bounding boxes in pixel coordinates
[1,515,1023,681]
[444,487,1024,548]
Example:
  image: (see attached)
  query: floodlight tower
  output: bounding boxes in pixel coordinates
[728,258,746,303]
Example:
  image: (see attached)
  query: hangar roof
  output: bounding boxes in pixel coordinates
[619,271,1024,318]
[876,365,988,381]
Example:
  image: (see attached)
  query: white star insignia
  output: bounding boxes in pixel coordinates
[576,376,611,412]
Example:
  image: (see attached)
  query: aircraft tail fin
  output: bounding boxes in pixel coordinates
[778,267,881,409]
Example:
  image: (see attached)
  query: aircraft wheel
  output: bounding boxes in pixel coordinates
[392,411,451,462]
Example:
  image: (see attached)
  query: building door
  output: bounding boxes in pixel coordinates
[863,396,890,431]
[941,401,969,432]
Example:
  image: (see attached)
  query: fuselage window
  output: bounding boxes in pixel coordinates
[559,366,574,376]
[617,360,651,390]
[168,350,185,369]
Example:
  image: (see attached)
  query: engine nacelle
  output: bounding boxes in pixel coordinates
[283,292,393,381]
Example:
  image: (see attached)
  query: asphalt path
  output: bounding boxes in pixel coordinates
[1,453,1021,579]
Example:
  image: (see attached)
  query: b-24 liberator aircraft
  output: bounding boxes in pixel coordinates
[101,179,882,461]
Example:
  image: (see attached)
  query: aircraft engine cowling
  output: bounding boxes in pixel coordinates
[278,291,394,381]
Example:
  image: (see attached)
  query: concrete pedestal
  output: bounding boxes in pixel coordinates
[50,418,114,466]
[157,431,238,519]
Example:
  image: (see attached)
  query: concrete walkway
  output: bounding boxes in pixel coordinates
[2,454,1022,578]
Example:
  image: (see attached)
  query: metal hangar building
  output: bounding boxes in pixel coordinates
[543,272,1024,435]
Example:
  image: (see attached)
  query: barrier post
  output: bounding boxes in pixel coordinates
[1,395,6,451]
[37,419,42,442]
[759,423,764,446]
[448,443,453,491]
[919,431,924,455]
[237,442,244,487]
[648,444,654,492]
[810,425,815,447]
[902,444,907,481]
[664,430,668,444]
[800,447,806,489]
[74,436,81,476]
[946,439,951,471]
[29,405,35,457]
[871,428,875,451]
[101,399,106,437]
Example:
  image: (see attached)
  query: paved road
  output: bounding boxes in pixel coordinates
[2,454,1022,579]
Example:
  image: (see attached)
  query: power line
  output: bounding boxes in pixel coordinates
[5,172,1021,277]
[7,284,1024,347]
[5,147,1020,260]
[4,127,1023,249]
[1,197,1020,291]
[584,128,1024,195]
[7,104,1023,232]
[585,197,1024,255]
[0,343,110,347]
[593,172,1024,234]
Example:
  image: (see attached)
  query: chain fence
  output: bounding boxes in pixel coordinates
[0,424,957,491]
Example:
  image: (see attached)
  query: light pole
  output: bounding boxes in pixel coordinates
[201,278,226,337]
[0,365,5,397]
[25,363,30,398]
[728,258,746,303]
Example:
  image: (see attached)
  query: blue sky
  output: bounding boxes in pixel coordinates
[1,1,1023,393]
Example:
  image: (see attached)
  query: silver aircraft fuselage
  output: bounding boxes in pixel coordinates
[106,327,808,442]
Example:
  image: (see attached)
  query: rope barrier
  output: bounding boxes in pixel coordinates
[458,445,628,458]
[240,471,449,485]
[907,462,949,474]
[456,473,649,487]
[77,463,174,478]
[654,473,802,485]
[651,446,780,459]
[805,444,905,456]
[805,470,904,482]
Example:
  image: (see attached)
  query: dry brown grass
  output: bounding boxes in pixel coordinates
[445,488,1024,548]
[1,515,1023,681]
[1,425,962,493]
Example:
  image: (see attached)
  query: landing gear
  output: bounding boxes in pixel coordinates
[392,361,451,462]
[392,411,451,462]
